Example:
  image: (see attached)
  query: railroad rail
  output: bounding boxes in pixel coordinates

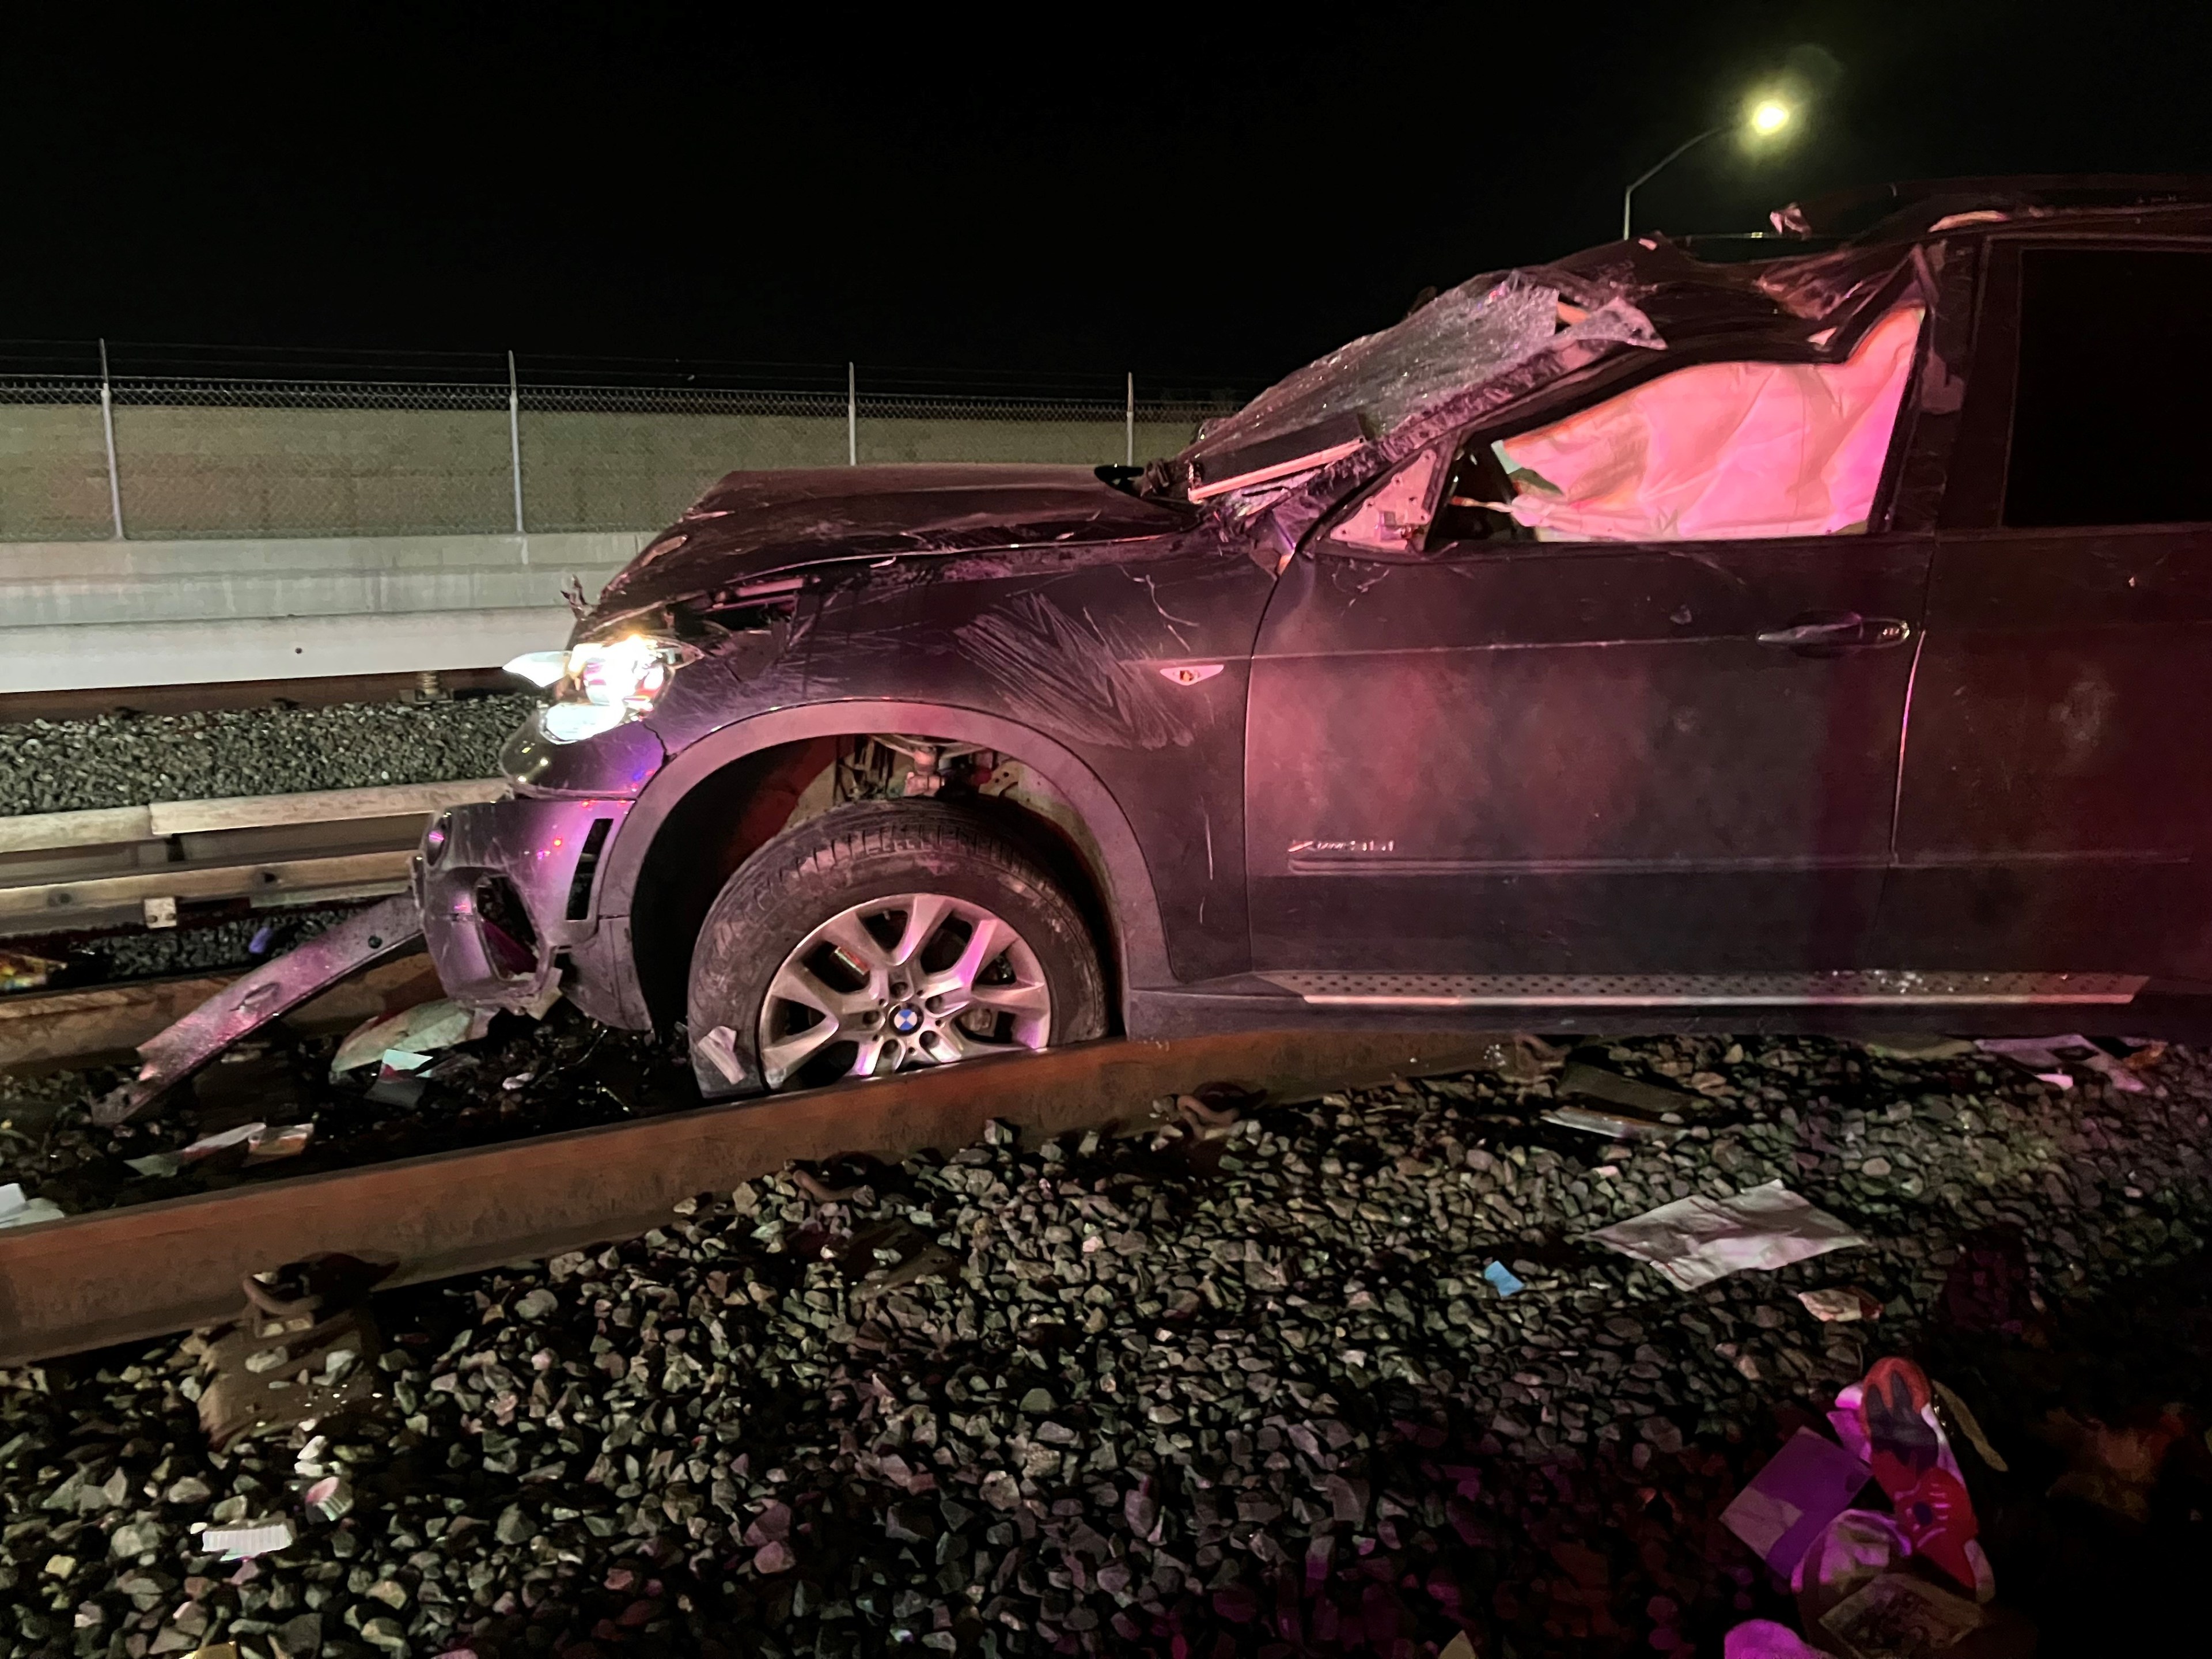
[0,777,502,938]
[0,1029,1493,1366]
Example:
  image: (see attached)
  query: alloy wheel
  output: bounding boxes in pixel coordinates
[756,892,1054,1089]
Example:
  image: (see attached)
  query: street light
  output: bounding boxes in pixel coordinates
[1622,94,1797,240]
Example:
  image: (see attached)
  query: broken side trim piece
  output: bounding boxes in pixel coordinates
[1258,969,2147,1007]
[92,891,428,1126]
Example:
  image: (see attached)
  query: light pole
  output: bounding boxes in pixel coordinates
[1622,97,1794,241]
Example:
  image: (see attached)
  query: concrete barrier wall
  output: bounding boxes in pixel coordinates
[0,532,643,691]
[0,403,113,540]
[0,402,1221,541]
[112,406,517,540]
[0,394,1230,688]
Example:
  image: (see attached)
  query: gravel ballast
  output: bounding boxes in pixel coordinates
[2,1034,2210,1658]
[0,696,539,815]
[0,1002,690,1214]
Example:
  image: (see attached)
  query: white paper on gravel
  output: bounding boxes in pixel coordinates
[1585,1179,1868,1290]
[0,1182,65,1229]
[199,1518,295,1559]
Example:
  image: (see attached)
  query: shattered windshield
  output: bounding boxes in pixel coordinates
[1179,270,1662,495]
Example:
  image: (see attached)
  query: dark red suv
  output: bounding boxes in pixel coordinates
[414,177,2212,1095]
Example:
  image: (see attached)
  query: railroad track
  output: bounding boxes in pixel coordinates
[0,777,502,939]
[0,1029,1494,1366]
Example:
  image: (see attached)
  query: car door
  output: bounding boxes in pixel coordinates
[1245,312,1934,988]
[1883,238,2212,982]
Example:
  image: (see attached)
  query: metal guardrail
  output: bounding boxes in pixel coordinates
[0,778,502,937]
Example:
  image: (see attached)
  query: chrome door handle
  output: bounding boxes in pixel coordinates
[1756,612,1911,652]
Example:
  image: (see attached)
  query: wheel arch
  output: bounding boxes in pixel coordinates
[596,701,1171,1028]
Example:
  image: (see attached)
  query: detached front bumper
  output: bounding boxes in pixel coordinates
[415,793,639,1025]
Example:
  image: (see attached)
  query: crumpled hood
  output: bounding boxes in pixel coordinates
[584,463,1191,631]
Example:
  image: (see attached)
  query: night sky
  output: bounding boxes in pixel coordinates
[7,3,2211,391]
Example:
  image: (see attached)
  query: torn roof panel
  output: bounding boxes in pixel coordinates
[1183,272,1664,483]
[1184,181,2212,506]
[1175,231,1945,518]
[1175,243,1915,494]
[1771,174,2212,240]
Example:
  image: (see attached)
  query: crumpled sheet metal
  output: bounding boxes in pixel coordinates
[588,465,1191,632]
[1193,271,1664,471]
[1219,233,1943,566]
[92,892,426,1126]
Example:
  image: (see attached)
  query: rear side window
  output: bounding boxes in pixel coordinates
[2005,248,2212,527]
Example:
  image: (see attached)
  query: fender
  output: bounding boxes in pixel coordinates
[592,699,1175,998]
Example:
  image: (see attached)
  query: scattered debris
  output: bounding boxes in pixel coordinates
[0,948,63,994]
[363,1065,429,1108]
[1721,1427,1873,1574]
[245,1122,315,1162]
[1557,1056,1698,1117]
[1541,1101,1676,1141]
[694,1022,744,1086]
[1930,1379,2008,1473]
[1976,1033,2150,1093]
[1586,1180,1868,1290]
[1791,1506,1910,1609]
[1818,1572,1989,1657]
[179,1120,317,1165]
[1482,1259,1525,1297]
[0,1180,66,1228]
[180,1122,266,1161]
[94,892,431,1125]
[1856,1033,1977,1061]
[1800,1286,1884,1323]
[199,1518,296,1560]
[4,1028,2209,1654]
[301,1473,354,1520]
[331,996,495,1077]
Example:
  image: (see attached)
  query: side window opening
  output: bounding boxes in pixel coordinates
[2004,248,2212,528]
[1427,304,1926,547]
[1427,442,1533,544]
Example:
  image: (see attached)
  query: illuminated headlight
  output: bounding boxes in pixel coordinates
[505,634,698,745]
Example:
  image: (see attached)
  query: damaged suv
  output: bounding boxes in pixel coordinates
[421,177,2212,1095]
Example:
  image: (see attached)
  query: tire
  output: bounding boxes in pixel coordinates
[685,799,1108,1094]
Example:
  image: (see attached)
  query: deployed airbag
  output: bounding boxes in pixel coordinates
[1497,304,1924,541]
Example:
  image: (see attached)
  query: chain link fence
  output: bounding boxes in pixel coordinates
[0,361,1240,541]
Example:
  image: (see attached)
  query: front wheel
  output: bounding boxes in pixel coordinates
[685,800,1108,1094]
